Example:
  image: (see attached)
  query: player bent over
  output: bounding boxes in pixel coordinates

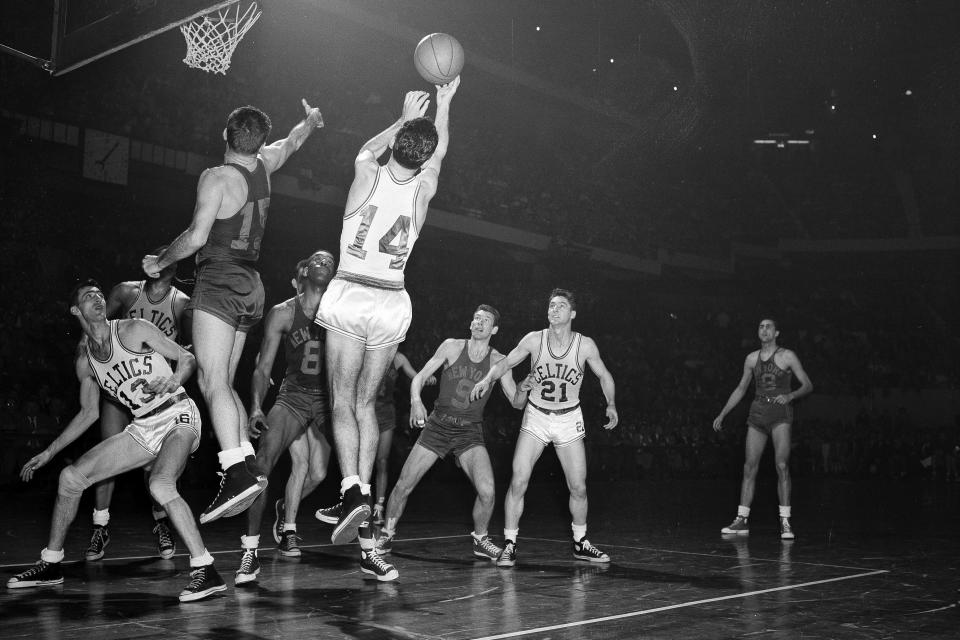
[7,280,225,602]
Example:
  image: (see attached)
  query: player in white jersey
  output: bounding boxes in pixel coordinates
[314,77,460,580]
[84,247,191,562]
[8,280,226,602]
[471,288,618,567]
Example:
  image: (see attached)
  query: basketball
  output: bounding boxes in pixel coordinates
[414,33,464,85]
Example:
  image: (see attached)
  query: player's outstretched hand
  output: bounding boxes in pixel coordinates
[402,91,430,121]
[712,415,724,432]
[248,409,267,439]
[21,450,52,482]
[470,377,491,402]
[603,405,619,430]
[142,254,161,279]
[302,98,324,128]
[436,75,461,103]
[409,400,428,429]
[424,374,438,387]
[518,373,535,393]
[143,376,178,397]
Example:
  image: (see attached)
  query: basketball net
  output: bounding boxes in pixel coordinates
[181,2,261,74]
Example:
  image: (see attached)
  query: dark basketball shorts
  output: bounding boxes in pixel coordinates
[375,400,396,433]
[416,412,485,459]
[272,383,329,437]
[188,260,265,332]
[747,399,793,434]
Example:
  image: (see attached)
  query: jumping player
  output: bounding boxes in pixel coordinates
[234,251,335,585]
[374,305,528,575]
[8,280,224,602]
[143,100,324,523]
[712,317,813,540]
[470,288,618,567]
[85,248,190,562]
[314,78,459,581]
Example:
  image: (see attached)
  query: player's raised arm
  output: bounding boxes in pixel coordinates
[247,304,291,436]
[21,352,101,482]
[712,352,757,431]
[105,281,138,319]
[136,320,196,395]
[359,91,430,164]
[144,169,226,276]
[409,339,458,427]
[420,76,460,186]
[470,330,536,402]
[260,99,324,174]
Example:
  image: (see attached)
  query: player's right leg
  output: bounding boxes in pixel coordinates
[458,445,502,562]
[376,442,440,555]
[85,396,128,561]
[280,424,331,546]
[149,428,226,602]
[237,403,306,581]
[373,425,394,526]
[192,310,264,523]
[499,432,546,568]
[324,331,370,544]
[721,425,769,536]
[770,422,795,539]
[8,432,151,589]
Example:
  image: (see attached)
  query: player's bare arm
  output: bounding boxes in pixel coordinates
[132,319,197,394]
[409,339,460,427]
[469,330,536,402]
[248,302,293,436]
[492,350,527,410]
[20,354,101,482]
[144,169,227,276]
[105,281,139,318]
[712,352,758,431]
[582,337,618,429]
[260,99,324,174]
[420,75,460,188]
[361,91,430,163]
[396,352,436,386]
[776,349,814,405]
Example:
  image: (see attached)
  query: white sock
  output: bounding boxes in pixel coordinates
[360,483,371,496]
[340,476,360,494]
[779,505,792,518]
[359,536,374,551]
[504,528,519,543]
[218,447,245,470]
[572,523,587,542]
[384,517,398,536]
[284,523,297,533]
[241,534,260,550]
[152,509,167,521]
[41,548,65,563]
[471,531,487,541]
[92,508,110,527]
[240,441,256,457]
[737,505,751,518]
[190,549,214,567]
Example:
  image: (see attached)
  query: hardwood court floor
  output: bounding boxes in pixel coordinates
[1,476,957,639]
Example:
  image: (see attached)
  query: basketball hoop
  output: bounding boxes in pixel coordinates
[180,2,261,74]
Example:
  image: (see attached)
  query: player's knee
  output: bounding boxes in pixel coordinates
[476,480,495,504]
[58,465,93,497]
[775,461,790,477]
[509,475,530,495]
[148,472,180,506]
[742,461,759,477]
[567,480,588,500]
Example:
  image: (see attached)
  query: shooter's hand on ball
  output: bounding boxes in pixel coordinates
[142,254,161,279]
[435,75,461,104]
[402,91,430,121]
[301,98,323,129]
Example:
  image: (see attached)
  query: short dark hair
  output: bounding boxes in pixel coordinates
[226,106,272,154]
[294,258,309,282]
[393,117,438,169]
[549,288,576,311]
[760,316,779,331]
[69,278,101,308]
[475,304,500,327]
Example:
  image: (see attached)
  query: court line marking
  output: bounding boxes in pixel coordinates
[0,535,465,569]
[468,569,890,640]
[523,536,881,572]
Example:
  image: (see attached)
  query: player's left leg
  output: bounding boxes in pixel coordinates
[373,426,394,526]
[149,428,226,602]
[556,439,609,563]
[498,432,546,567]
[85,397,128,561]
[770,421,795,539]
[458,445,502,562]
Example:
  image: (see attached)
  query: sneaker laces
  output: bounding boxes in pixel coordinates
[478,536,501,556]
[18,560,51,578]
[283,531,301,546]
[208,471,228,503]
[154,521,173,548]
[578,539,603,556]
[365,551,393,572]
[185,566,209,590]
[238,549,256,573]
[89,526,107,549]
